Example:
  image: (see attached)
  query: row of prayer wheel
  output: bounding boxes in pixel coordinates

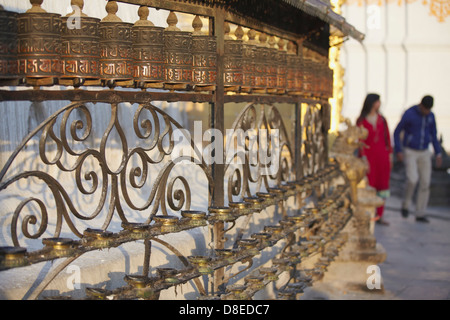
[0,0,333,98]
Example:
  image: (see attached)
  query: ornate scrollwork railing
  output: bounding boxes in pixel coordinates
[0,101,213,248]
[302,103,327,176]
[225,103,294,203]
[0,0,357,301]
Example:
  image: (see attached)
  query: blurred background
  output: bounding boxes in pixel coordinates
[338,0,450,152]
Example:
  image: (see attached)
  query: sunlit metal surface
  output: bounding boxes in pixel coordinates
[0,0,364,300]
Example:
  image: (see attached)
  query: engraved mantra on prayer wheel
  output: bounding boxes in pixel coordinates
[0,9,18,80]
[61,15,101,82]
[17,12,63,79]
[164,30,193,86]
[99,21,134,83]
[132,25,165,85]
[192,34,217,88]
[224,38,243,88]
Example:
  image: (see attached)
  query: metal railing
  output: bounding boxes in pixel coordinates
[0,0,351,300]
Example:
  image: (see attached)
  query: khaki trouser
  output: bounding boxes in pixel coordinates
[402,147,432,218]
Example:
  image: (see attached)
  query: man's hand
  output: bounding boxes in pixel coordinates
[396,152,404,163]
[435,154,443,168]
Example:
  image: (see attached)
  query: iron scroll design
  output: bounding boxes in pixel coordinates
[0,101,214,248]
[225,103,294,203]
[302,103,327,177]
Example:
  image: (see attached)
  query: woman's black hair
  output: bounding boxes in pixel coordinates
[357,93,380,124]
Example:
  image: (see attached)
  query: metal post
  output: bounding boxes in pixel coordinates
[211,7,226,294]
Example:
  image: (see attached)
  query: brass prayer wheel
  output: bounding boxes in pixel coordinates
[253,32,269,93]
[326,67,333,98]
[241,29,257,93]
[320,63,329,99]
[60,0,100,87]
[191,15,217,90]
[266,35,278,94]
[164,11,193,89]
[223,22,243,91]
[311,58,320,97]
[276,39,287,94]
[99,1,133,87]
[131,6,165,88]
[293,49,304,95]
[285,41,297,94]
[17,0,62,84]
[302,57,313,96]
[0,7,18,81]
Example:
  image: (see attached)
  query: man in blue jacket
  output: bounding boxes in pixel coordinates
[394,95,442,223]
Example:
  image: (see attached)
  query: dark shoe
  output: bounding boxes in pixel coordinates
[401,208,409,218]
[415,217,430,223]
[376,219,390,226]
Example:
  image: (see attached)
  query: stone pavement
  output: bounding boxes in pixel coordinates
[303,195,450,300]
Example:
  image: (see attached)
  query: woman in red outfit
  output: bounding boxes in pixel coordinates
[357,94,393,226]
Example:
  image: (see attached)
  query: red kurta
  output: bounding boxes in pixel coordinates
[357,115,392,218]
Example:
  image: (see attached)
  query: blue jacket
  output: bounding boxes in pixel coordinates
[393,105,441,155]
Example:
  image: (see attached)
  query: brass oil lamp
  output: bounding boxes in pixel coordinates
[156,267,180,285]
[228,201,252,217]
[237,238,259,256]
[256,191,276,207]
[281,250,301,264]
[85,287,109,300]
[244,275,265,290]
[264,225,283,241]
[153,215,180,233]
[286,214,306,226]
[187,255,213,275]
[259,267,279,281]
[121,222,151,239]
[226,284,248,300]
[267,187,287,201]
[42,237,77,258]
[272,257,291,272]
[280,182,297,197]
[208,206,235,223]
[181,210,207,227]
[296,274,313,287]
[82,228,115,248]
[251,232,272,248]
[279,218,295,232]
[0,246,28,269]
[277,289,296,300]
[243,196,264,212]
[124,274,159,300]
[215,248,237,265]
